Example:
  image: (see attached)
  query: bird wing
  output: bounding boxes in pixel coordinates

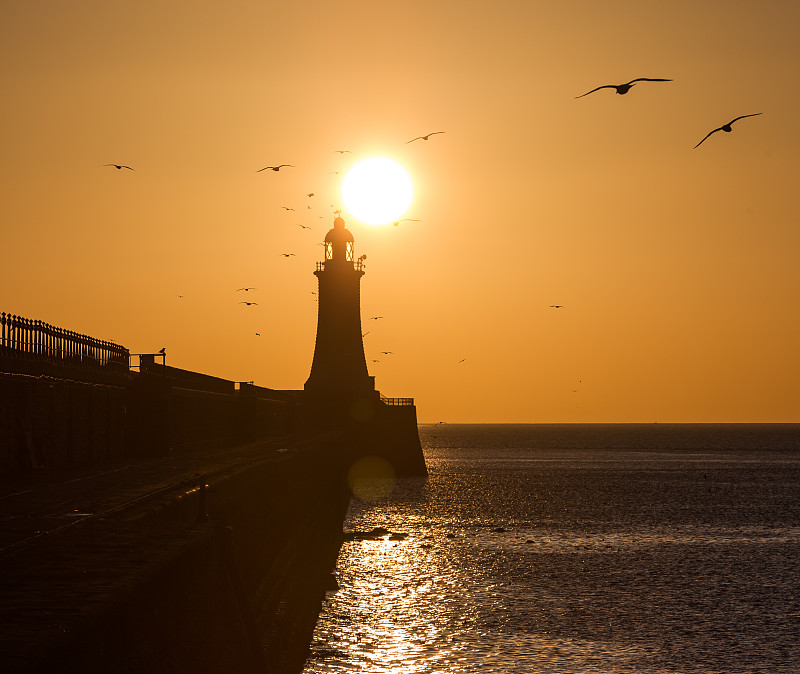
[626,78,672,84]
[728,113,762,125]
[575,85,615,98]
[405,136,424,143]
[256,167,272,172]
[693,128,721,148]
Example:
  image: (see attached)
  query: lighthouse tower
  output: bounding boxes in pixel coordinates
[304,214,376,399]
[302,213,427,476]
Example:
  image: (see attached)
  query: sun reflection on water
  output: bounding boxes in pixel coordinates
[306,521,479,673]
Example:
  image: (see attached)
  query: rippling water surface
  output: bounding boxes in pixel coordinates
[303,424,800,673]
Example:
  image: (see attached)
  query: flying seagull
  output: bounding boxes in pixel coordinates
[297,224,311,230]
[239,301,259,306]
[575,78,672,98]
[257,164,294,172]
[369,316,384,320]
[104,164,134,170]
[406,131,445,143]
[237,287,258,291]
[381,351,394,355]
[693,113,762,149]
[550,305,565,308]
[279,253,295,257]
[334,150,351,154]
[281,206,295,211]
[393,218,421,227]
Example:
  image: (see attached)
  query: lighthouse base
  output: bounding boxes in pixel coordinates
[301,392,428,478]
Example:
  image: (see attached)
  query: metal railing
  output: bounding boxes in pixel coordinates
[380,395,414,406]
[314,260,365,271]
[1,312,129,372]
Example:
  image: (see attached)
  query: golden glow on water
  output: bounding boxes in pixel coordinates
[309,534,473,672]
[305,429,800,672]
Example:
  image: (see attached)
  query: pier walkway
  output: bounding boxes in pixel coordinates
[0,433,346,674]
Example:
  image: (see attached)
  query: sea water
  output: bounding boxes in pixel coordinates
[302,424,800,673]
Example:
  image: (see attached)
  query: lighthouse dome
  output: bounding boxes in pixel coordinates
[325,215,354,243]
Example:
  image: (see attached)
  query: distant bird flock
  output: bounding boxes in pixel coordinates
[103,83,763,365]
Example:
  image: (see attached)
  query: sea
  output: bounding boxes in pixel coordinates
[302,424,800,673]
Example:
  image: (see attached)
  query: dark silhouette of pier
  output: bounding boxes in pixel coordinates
[0,215,426,673]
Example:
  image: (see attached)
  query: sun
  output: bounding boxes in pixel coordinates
[342,157,413,225]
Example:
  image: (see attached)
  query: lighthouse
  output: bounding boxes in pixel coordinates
[304,214,376,399]
[302,213,426,476]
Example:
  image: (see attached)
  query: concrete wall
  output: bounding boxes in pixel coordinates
[0,357,302,473]
[0,369,128,472]
[2,443,349,674]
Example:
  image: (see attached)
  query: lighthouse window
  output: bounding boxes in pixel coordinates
[346,242,354,261]
[325,242,334,260]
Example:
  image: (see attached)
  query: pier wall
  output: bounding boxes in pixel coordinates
[1,350,426,672]
[0,355,300,473]
[0,359,129,471]
[1,439,350,674]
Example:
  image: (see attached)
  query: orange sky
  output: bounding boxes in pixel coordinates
[3,1,799,423]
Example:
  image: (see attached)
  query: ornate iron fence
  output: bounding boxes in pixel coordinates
[0,312,129,372]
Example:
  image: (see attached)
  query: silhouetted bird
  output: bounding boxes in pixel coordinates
[282,206,295,211]
[393,218,421,227]
[406,132,445,143]
[255,332,261,336]
[279,253,295,257]
[239,301,259,306]
[369,316,384,320]
[362,331,370,337]
[575,78,672,98]
[297,224,311,229]
[158,347,166,355]
[334,150,351,154]
[306,193,315,197]
[105,164,134,170]
[550,305,565,308]
[458,359,466,364]
[237,287,258,291]
[257,165,294,172]
[693,113,762,148]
